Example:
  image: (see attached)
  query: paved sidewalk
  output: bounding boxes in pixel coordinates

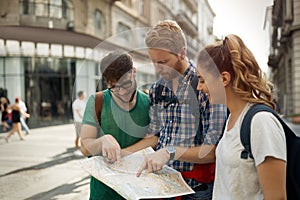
[0,124,90,200]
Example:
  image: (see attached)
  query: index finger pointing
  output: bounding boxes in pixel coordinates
[136,160,147,177]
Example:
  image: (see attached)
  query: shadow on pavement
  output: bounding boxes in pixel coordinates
[0,147,84,177]
[24,176,90,200]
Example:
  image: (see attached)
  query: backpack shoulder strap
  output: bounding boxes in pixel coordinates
[190,74,199,96]
[240,104,278,159]
[154,81,165,104]
[95,91,104,125]
[240,103,297,160]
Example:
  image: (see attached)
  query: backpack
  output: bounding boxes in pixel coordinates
[154,75,201,139]
[240,104,300,200]
[95,91,104,126]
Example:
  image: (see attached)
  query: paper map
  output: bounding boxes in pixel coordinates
[80,147,194,200]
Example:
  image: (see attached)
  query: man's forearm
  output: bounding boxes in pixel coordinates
[81,137,102,157]
[122,135,158,156]
[174,144,216,164]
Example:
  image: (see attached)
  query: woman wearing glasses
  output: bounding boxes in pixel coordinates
[80,51,155,200]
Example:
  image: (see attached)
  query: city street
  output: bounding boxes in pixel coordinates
[0,120,299,200]
[0,124,90,200]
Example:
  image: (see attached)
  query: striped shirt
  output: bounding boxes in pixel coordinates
[147,61,227,187]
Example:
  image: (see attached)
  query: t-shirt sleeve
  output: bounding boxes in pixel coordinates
[82,94,99,128]
[250,112,286,166]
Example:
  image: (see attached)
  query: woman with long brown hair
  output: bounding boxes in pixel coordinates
[197,34,286,200]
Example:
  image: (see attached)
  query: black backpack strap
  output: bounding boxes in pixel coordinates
[153,75,202,142]
[190,74,199,96]
[240,103,294,159]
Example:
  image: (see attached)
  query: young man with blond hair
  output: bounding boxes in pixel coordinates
[134,20,227,200]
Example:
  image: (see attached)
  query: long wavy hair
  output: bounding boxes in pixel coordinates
[197,34,275,109]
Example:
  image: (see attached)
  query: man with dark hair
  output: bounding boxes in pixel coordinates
[80,51,153,199]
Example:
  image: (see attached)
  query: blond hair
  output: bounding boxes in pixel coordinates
[197,34,275,109]
[145,20,186,55]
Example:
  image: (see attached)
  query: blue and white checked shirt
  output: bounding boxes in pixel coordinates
[147,62,227,187]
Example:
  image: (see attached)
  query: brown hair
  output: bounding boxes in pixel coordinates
[100,52,133,83]
[197,34,275,109]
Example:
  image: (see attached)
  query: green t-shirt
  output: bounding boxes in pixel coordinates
[82,89,150,200]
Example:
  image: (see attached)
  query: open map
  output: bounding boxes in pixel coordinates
[80,147,194,200]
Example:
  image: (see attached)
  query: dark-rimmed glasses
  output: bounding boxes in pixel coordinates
[108,72,134,93]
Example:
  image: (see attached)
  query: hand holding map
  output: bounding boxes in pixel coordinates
[80,147,194,200]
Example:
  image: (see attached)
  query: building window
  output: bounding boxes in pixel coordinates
[35,0,48,17]
[117,22,131,42]
[20,0,73,20]
[139,0,145,16]
[21,0,34,15]
[94,9,103,30]
[49,0,62,18]
[62,0,68,19]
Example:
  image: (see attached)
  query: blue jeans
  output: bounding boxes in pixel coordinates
[20,117,30,132]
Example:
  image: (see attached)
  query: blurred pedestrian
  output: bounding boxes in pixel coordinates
[197,34,286,200]
[1,97,11,131]
[72,91,86,156]
[19,97,30,135]
[5,97,30,142]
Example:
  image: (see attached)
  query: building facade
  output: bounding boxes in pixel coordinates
[0,0,215,128]
[267,0,300,117]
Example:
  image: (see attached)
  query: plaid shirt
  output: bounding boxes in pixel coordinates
[147,62,227,187]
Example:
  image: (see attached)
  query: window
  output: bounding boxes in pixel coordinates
[21,0,34,15]
[94,9,103,30]
[62,0,74,20]
[62,0,67,18]
[20,0,73,20]
[139,0,145,16]
[117,22,131,42]
[35,0,48,16]
[49,0,62,18]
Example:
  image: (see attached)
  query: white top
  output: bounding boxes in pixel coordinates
[19,100,27,112]
[213,103,286,200]
[72,98,86,122]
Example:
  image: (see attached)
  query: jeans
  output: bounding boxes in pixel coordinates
[20,117,30,133]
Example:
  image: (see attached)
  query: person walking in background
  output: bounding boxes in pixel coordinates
[72,91,86,156]
[5,97,30,142]
[135,20,227,200]
[197,34,286,200]
[80,51,152,199]
[1,97,11,131]
[19,97,30,135]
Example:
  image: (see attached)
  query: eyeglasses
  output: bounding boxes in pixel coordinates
[108,71,134,93]
[108,80,133,93]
